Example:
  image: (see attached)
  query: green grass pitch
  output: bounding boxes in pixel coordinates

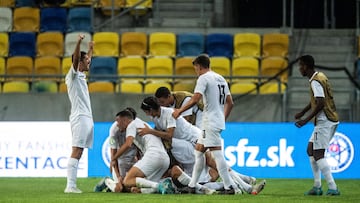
[0,178,359,203]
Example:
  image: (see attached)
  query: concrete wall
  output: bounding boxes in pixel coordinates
[0,93,283,122]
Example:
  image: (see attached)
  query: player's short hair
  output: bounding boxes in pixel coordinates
[141,96,160,111]
[298,55,315,69]
[192,54,210,68]
[117,109,133,120]
[155,86,171,99]
[125,107,137,119]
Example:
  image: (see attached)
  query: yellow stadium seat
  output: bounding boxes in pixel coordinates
[118,80,143,93]
[0,57,5,82]
[144,81,171,94]
[61,57,72,76]
[32,81,58,93]
[0,33,9,57]
[93,32,120,57]
[13,7,40,32]
[173,80,195,92]
[120,32,147,56]
[98,0,125,16]
[260,57,289,83]
[149,32,176,57]
[174,57,195,76]
[0,0,15,7]
[259,82,287,94]
[37,32,64,57]
[64,32,92,57]
[34,56,61,81]
[230,82,257,95]
[232,57,259,83]
[209,57,231,79]
[0,7,12,32]
[2,81,30,93]
[125,0,152,16]
[88,81,115,93]
[59,82,67,93]
[6,56,33,81]
[262,33,289,58]
[146,57,173,83]
[70,0,93,6]
[233,33,261,58]
[118,56,145,81]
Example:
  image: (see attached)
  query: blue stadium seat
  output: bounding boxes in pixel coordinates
[67,7,93,33]
[89,57,117,82]
[9,32,36,57]
[177,33,205,57]
[40,7,67,33]
[15,0,38,7]
[205,33,233,58]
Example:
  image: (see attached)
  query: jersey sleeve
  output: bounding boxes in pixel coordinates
[311,80,325,97]
[108,122,118,149]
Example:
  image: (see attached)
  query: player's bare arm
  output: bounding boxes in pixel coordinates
[138,124,174,141]
[112,136,134,161]
[72,34,85,71]
[224,94,234,120]
[295,97,324,128]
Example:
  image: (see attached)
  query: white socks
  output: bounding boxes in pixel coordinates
[317,158,337,190]
[135,177,159,189]
[211,150,237,190]
[66,158,79,188]
[188,150,205,188]
[309,156,321,188]
[229,170,251,193]
[105,178,117,192]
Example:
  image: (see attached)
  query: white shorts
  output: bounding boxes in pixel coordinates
[70,116,94,148]
[197,128,222,148]
[171,138,195,165]
[309,119,338,150]
[134,150,169,182]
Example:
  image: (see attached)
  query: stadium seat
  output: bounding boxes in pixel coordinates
[177,33,205,57]
[0,0,15,7]
[144,81,171,94]
[231,57,259,82]
[118,81,143,93]
[61,56,72,76]
[93,32,120,57]
[0,57,5,82]
[260,57,289,83]
[259,82,286,94]
[34,56,61,81]
[67,7,93,33]
[125,0,152,16]
[70,0,93,6]
[209,57,231,79]
[98,0,124,16]
[15,0,38,7]
[36,32,64,57]
[13,7,40,32]
[0,7,12,32]
[173,80,195,92]
[230,82,258,95]
[233,33,261,58]
[0,33,9,57]
[64,32,92,57]
[2,81,30,93]
[40,7,67,33]
[149,32,176,57]
[206,33,233,58]
[89,57,117,82]
[32,81,58,93]
[117,56,145,81]
[9,32,36,57]
[262,33,289,58]
[59,82,67,93]
[42,0,71,7]
[6,56,33,81]
[146,57,173,82]
[120,32,147,56]
[88,81,115,93]
[174,57,196,76]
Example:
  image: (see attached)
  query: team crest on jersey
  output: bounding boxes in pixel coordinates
[101,137,111,168]
[325,132,354,173]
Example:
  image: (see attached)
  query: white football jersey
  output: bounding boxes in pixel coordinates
[194,71,230,130]
[65,65,92,120]
[108,121,137,161]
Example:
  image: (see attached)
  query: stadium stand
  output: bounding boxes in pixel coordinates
[230,82,258,95]
[70,0,93,6]
[0,57,5,82]
[262,33,289,58]
[206,33,233,58]
[40,7,67,33]
[6,56,33,81]
[149,32,176,57]
[120,32,148,56]
[145,57,173,83]
[0,33,9,57]
[0,0,15,7]
[0,7,12,32]
[209,56,231,79]
[32,81,58,93]
[2,81,30,93]
[144,81,172,94]
[88,81,115,93]
[89,57,117,82]
[15,0,38,7]
[174,57,196,76]
[36,32,64,57]
[177,33,205,57]
[125,0,152,16]
[117,56,145,80]
[9,32,36,57]
[93,32,120,57]
[118,81,143,93]
[98,0,124,16]
[233,33,261,58]
[13,7,40,32]
[34,56,61,81]
[231,57,259,82]
[260,56,289,83]
[61,56,72,76]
